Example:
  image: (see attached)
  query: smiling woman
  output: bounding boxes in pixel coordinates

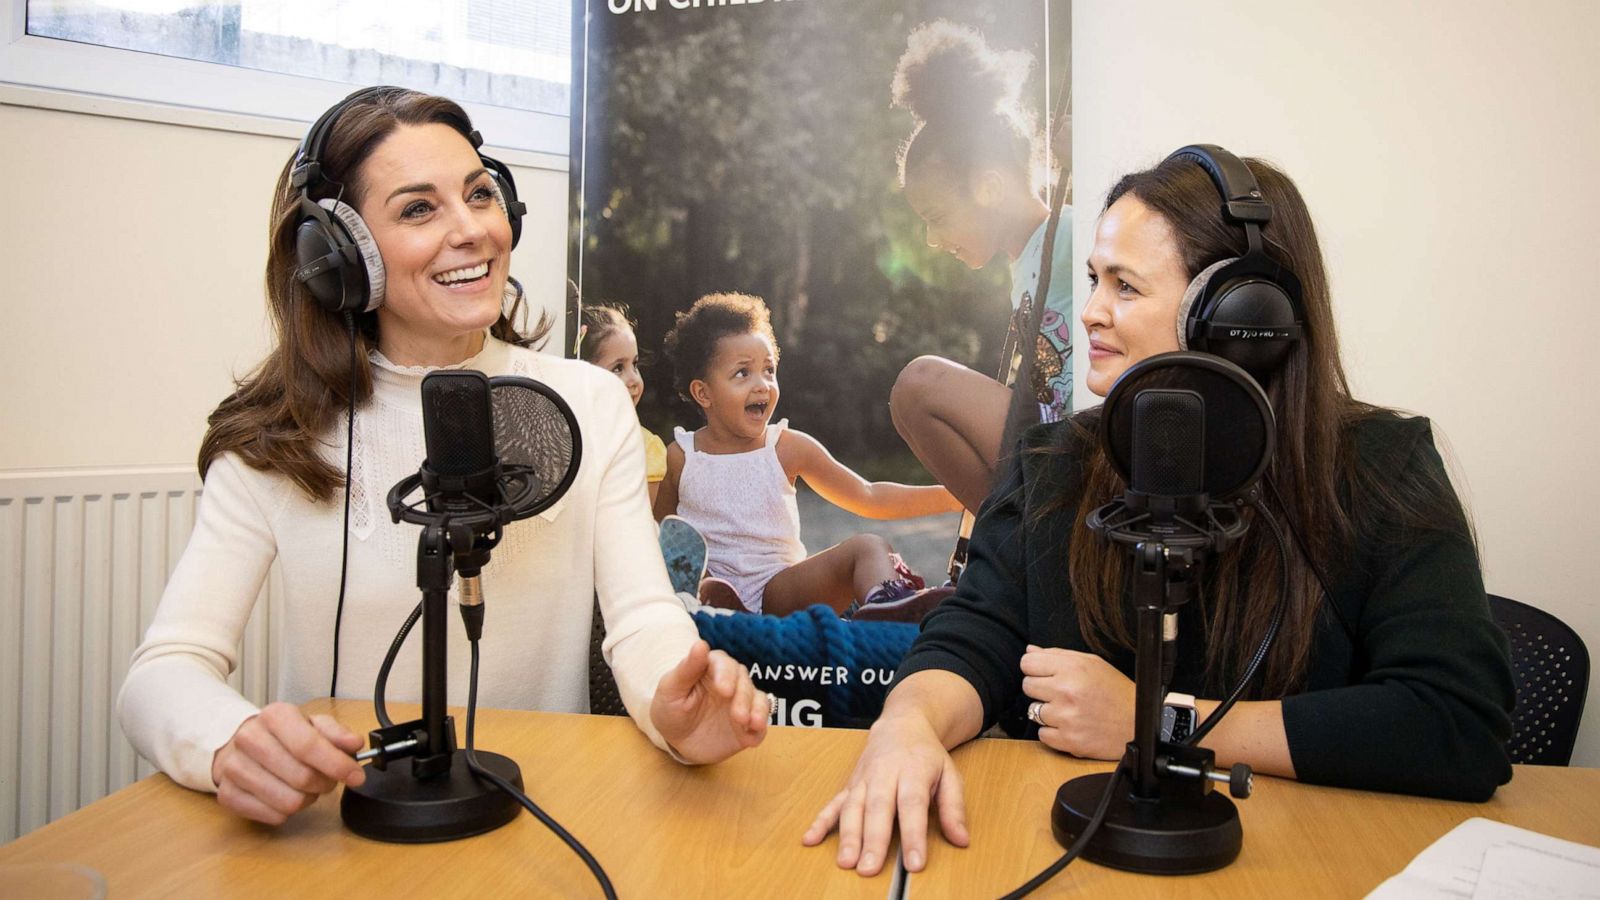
[806,147,1515,879]
[357,123,515,366]
[116,87,772,829]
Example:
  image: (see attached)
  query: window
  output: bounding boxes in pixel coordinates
[2,0,570,158]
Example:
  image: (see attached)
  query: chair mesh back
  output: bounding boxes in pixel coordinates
[1490,594,1590,766]
[588,602,628,717]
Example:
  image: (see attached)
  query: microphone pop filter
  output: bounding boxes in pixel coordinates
[1100,351,1273,501]
[489,375,582,519]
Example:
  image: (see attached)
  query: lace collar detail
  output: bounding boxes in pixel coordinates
[370,334,511,379]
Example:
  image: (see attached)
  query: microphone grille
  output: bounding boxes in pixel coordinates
[422,371,498,477]
[1131,388,1205,497]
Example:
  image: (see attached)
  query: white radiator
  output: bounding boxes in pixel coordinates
[0,467,280,843]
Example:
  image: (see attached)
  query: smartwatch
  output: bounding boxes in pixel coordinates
[1161,692,1198,742]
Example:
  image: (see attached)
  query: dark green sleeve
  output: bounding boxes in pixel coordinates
[895,458,1031,731]
[1281,432,1514,801]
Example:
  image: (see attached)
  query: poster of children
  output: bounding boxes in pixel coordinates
[570,0,1071,725]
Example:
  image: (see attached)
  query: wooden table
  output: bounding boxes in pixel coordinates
[905,737,1600,898]
[0,699,893,899]
[4,701,1597,899]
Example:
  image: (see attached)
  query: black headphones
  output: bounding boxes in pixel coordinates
[1166,144,1305,377]
[291,85,528,315]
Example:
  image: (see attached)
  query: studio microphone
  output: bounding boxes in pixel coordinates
[1129,388,1206,524]
[420,371,501,523]
[1057,351,1276,876]
[1087,352,1271,552]
[391,371,585,639]
[420,370,501,635]
[350,371,584,845]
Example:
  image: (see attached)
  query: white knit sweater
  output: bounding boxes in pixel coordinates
[117,336,698,791]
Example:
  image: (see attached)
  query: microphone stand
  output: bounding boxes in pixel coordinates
[1052,491,1254,874]
[340,516,525,843]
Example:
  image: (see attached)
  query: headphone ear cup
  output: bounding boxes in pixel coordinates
[1203,276,1298,374]
[295,207,357,313]
[486,172,524,250]
[318,199,386,312]
[1177,258,1236,352]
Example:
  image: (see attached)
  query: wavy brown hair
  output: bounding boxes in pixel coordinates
[1061,155,1474,696]
[198,87,550,502]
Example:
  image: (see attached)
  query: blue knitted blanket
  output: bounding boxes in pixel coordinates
[693,605,918,728]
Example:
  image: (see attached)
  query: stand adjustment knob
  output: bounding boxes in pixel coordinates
[1158,759,1253,799]
[1227,763,1253,798]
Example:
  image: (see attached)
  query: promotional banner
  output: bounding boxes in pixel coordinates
[571,0,1070,725]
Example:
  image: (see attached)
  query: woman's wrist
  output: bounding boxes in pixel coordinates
[877,670,984,749]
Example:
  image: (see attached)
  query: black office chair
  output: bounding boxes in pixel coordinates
[1489,593,1589,765]
[589,602,629,717]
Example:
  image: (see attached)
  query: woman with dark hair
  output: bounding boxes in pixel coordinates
[888,21,1073,512]
[803,149,1515,877]
[118,87,769,826]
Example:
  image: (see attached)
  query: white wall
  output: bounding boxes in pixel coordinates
[1074,0,1600,766]
[0,99,569,472]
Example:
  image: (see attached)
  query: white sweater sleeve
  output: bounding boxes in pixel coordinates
[116,454,281,791]
[587,374,701,757]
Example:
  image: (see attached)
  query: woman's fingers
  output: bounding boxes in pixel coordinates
[1019,651,1077,678]
[706,649,740,698]
[855,776,901,876]
[212,703,376,826]
[895,777,932,872]
[835,781,869,869]
[747,689,771,733]
[803,789,848,846]
[729,670,755,727]
[274,710,364,788]
[234,713,333,796]
[216,778,291,826]
[657,640,711,703]
[219,746,317,821]
[309,713,363,753]
[1021,674,1062,702]
[935,760,970,848]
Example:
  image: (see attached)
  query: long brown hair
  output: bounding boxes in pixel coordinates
[1062,155,1473,696]
[199,87,550,502]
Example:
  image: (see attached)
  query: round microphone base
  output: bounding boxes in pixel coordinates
[1052,772,1241,875]
[341,749,522,843]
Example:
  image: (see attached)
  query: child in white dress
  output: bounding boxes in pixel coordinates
[653,293,961,617]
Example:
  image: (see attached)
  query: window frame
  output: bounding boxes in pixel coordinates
[0,0,569,168]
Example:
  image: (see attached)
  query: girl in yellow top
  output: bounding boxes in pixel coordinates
[580,303,668,503]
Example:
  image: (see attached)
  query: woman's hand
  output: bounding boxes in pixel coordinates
[1020,645,1136,760]
[650,640,769,764]
[802,713,969,877]
[210,702,367,825]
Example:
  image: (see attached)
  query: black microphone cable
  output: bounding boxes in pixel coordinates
[330,310,358,698]
[1183,490,1289,747]
[997,759,1128,900]
[464,636,618,900]
[372,601,422,729]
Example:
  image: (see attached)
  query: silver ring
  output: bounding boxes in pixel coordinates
[1027,701,1045,726]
